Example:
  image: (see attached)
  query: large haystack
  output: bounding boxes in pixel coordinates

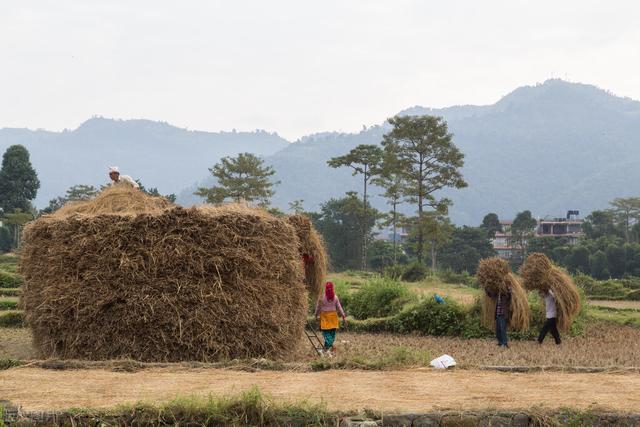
[476,257,530,331]
[287,214,328,300]
[520,253,581,332]
[19,187,307,362]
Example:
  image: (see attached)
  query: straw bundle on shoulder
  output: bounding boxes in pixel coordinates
[287,214,328,300]
[520,253,581,332]
[477,257,530,331]
[20,187,308,362]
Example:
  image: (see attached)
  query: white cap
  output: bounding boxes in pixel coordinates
[108,166,120,174]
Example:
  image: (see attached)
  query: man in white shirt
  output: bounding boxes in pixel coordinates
[108,166,139,189]
[538,289,562,345]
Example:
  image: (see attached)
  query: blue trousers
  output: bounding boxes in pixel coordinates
[322,329,337,349]
[496,315,508,346]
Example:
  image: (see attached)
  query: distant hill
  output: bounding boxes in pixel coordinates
[0,117,289,207]
[190,79,640,224]
[4,80,640,224]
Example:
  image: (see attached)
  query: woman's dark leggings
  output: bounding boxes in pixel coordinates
[538,317,561,344]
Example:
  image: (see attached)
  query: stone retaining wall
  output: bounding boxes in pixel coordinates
[3,401,640,426]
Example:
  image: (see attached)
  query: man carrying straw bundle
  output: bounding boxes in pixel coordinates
[315,282,347,355]
[538,289,562,345]
[521,253,581,339]
[477,258,530,348]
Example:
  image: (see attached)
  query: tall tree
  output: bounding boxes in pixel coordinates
[480,213,502,238]
[510,210,537,262]
[195,153,278,205]
[590,250,610,279]
[0,145,40,214]
[410,213,453,271]
[583,210,621,240]
[288,200,305,214]
[328,144,383,269]
[310,192,380,271]
[609,197,640,243]
[373,152,404,264]
[381,115,467,263]
[0,226,11,253]
[2,209,33,250]
[439,226,496,274]
[565,245,591,274]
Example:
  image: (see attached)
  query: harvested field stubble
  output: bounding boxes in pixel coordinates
[301,323,640,369]
[476,258,529,331]
[19,187,311,362]
[2,322,640,369]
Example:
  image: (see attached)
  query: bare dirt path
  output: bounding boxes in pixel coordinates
[1,367,639,412]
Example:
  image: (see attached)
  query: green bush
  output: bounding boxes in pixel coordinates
[0,300,18,310]
[575,273,635,300]
[0,263,17,273]
[391,298,470,336]
[0,289,20,297]
[332,280,352,311]
[0,311,25,327]
[383,264,404,280]
[0,254,18,264]
[0,271,22,288]
[400,262,428,282]
[347,279,417,320]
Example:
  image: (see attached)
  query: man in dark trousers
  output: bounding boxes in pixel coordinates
[486,286,512,348]
[538,290,562,345]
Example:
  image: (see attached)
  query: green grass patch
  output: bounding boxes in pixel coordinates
[0,358,23,370]
[0,289,20,297]
[56,387,336,426]
[0,263,17,273]
[343,278,417,320]
[0,300,17,310]
[311,345,431,371]
[588,306,640,328]
[0,311,24,328]
[0,271,22,288]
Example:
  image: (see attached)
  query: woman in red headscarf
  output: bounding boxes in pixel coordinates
[315,282,347,354]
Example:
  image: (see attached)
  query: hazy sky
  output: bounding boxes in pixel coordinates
[2,1,639,140]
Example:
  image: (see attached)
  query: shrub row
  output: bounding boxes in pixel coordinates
[323,276,589,339]
[0,300,18,310]
[311,292,587,340]
[338,278,417,320]
[0,289,20,297]
[0,311,24,327]
[0,271,22,288]
[575,274,640,300]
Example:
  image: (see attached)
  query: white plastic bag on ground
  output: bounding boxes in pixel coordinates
[430,354,456,369]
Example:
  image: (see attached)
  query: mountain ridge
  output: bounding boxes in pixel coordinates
[2,79,639,224]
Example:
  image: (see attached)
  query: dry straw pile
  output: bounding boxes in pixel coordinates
[19,186,315,362]
[476,257,530,331]
[520,253,581,332]
[287,214,328,300]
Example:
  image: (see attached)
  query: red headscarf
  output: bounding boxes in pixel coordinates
[325,282,335,301]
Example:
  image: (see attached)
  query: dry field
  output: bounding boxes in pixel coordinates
[589,300,640,310]
[301,323,640,368]
[3,322,639,369]
[1,367,639,413]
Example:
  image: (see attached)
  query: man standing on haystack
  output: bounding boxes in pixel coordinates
[108,166,139,189]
